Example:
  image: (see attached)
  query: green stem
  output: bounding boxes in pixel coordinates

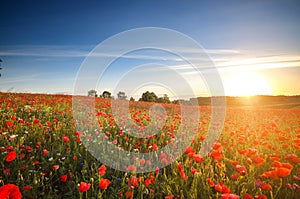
[273,178,282,199]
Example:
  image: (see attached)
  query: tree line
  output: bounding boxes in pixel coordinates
[88,89,176,104]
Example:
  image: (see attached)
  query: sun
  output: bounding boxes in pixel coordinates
[223,71,273,96]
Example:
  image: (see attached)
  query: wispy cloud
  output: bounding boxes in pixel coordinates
[0,45,241,61]
[135,53,300,74]
[0,74,40,84]
[214,54,300,72]
[0,45,91,57]
[0,71,76,84]
[0,45,180,62]
[1,45,299,73]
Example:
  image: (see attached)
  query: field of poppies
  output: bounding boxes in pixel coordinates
[1,92,300,199]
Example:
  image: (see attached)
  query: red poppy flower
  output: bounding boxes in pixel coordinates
[212,142,222,152]
[46,121,52,126]
[33,119,40,125]
[33,161,39,165]
[261,182,272,190]
[277,167,291,178]
[165,194,174,199]
[236,165,248,176]
[271,161,282,168]
[184,146,195,154]
[207,178,214,187]
[160,153,166,159]
[180,170,188,180]
[42,149,49,156]
[281,162,293,170]
[144,178,152,187]
[128,176,139,188]
[99,178,111,189]
[60,175,67,182]
[193,154,204,163]
[231,173,239,180]
[52,165,60,170]
[26,146,33,153]
[18,153,25,159]
[36,142,41,148]
[4,146,14,151]
[98,165,106,176]
[78,182,90,192]
[230,160,239,166]
[155,167,159,175]
[215,183,224,193]
[0,184,22,199]
[177,162,183,171]
[63,136,70,143]
[146,160,151,165]
[125,191,133,199]
[127,165,136,173]
[140,159,145,165]
[251,156,265,166]
[152,144,158,150]
[5,121,13,127]
[215,182,231,194]
[191,168,199,175]
[243,193,254,199]
[6,150,17,162]
[210,151,223,161]
[261,170,279,180]
[269,154,281,161]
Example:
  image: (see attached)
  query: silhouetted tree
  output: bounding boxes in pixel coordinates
[117,91,127,100]
[101,91,111,98]
[139,91,158,102]
[157,94,171,104]
[130,97,135,101]
[88,89,97,97]
[172,100,180,104]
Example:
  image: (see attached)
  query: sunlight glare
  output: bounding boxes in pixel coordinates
[223,71,272,96]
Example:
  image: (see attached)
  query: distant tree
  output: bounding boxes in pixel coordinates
[139,91,158,102]
[171,99,190,105]
[157,94,171,104]
[88,89,97,97]
[130,97,135,101]
[101,91,111,98]
[156,98,163,103]
[172,100,179,104]
[117,91,127,100]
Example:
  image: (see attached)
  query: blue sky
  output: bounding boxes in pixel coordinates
[1,0,300,98]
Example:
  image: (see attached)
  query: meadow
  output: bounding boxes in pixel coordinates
[1,92,300,199]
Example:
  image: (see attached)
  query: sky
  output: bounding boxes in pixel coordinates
[0,0,300,98]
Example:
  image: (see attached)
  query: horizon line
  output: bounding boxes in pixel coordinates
[1,91,300,98]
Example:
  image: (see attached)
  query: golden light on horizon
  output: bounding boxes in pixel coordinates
[223,71,273,96]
